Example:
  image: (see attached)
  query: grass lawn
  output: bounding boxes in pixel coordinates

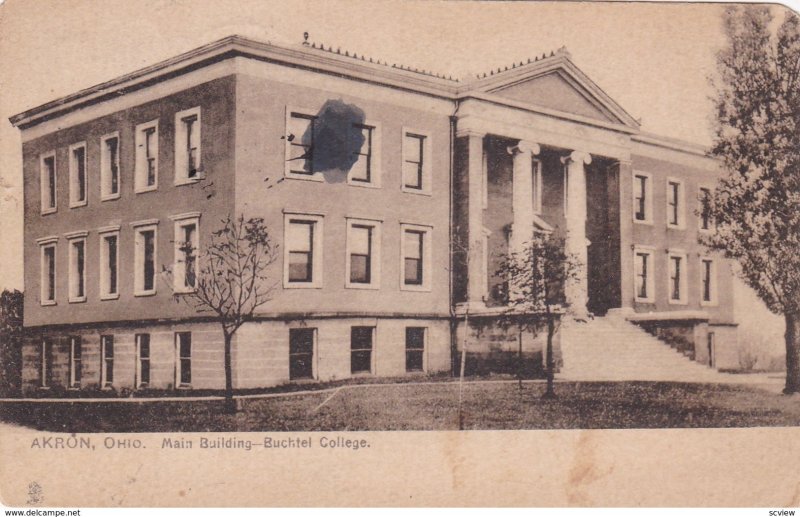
[1,381,799,432]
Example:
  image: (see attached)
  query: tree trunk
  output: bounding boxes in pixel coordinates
[223,332,236,413]
[542,307,556,399]
[784,312,800,395]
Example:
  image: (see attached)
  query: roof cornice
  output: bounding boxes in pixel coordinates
[633,131,715,159]
[9,35,460,130]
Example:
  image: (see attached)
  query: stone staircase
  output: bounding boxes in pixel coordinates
[558,315,738,382]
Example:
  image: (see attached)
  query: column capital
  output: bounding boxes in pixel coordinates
[561,150,592,166]
[455,128,486,139]
[506,141,540,156]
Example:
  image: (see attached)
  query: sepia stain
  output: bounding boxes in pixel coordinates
[441,432,467,490]
[789,482,800,507]
[566,431,612,506]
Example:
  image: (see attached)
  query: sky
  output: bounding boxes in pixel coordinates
[0,0,794,292]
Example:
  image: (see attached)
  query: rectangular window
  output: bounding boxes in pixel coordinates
[40,339,53,388]
[404,230,423,286]
[175,107,202,184]
[40,241,57,305]
[176,332,191,387]
[69,336,82,388]
[349,124,374,183]
[668,251,688,304]
[136,334,150,388]
[100,231,119,299]
[135,120,159,192]
[173,215,200,292]
[403,133,425,190]
[69,143,87,207]
[633,247,655,303]
[349,225,372,284]
[701,258,717,305]
[350,326,374,374]
[287,220,313,283]
[700,187,712,230]
[670,256,682,301]
[346,219,381,289]
[68,237,86,302]
[400,223,432,291]
[40,153,57,213]
[289,328,315,380]
[405,327,425,372]
[284,214,323,288]
[101,335,114,387]
[286,111,316,177]
[634,175,647,221]
[133,222,158,296]
[666,178,684,228]
[632,171,653,224]
[100,133,120,200]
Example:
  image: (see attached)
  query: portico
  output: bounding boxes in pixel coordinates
[453,98,636,318]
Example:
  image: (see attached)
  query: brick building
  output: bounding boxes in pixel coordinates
[9,36,737,393]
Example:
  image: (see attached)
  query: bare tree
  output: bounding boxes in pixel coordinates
[705,6,800,393]
[494,231,579,398]
[167,215,279,412]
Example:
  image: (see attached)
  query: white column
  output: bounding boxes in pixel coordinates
[562,150,592,317]
[461,130,486,309]
[507,141,541,255]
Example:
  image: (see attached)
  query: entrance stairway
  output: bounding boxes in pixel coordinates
[559,315,738,382]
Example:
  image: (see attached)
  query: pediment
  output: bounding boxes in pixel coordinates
[492,71,619,123]
[472,56,639,129]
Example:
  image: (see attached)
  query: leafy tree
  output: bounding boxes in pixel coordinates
[705,6,800,393]
[494,232,579,398]
[0,289,23,396]
[168,215,278,412]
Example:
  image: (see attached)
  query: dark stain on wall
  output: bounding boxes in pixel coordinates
[288,99,366,183]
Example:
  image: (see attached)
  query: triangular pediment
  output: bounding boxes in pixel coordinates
[469,55,639,129]
[492,71,619,123]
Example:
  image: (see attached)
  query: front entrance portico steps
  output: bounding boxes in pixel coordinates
[559,315,738,382]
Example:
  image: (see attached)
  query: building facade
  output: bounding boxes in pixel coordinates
[10,36,737,393]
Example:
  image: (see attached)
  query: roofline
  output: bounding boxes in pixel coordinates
[9,35,460,129]
[632,131,716,159]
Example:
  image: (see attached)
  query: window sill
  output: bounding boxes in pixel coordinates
[134,290,157,297]
[102,385,114,390]
[401,187,432,197]
[68,386,80,391]
[173,288,197,295]
[285,172,324,182]
[40,300,57,307]
[174,177,202,187]
[176,385,193,390]
[100,293,120,301]
[666,224,685,231]
[38,386,51,391]
[633,219,653,226]
[700,300,719,307]
[41,208,57,216]
[668,299,688,306]
[350,371,373,377]
[69,201,88,209]
[101,193,121,202]
[135,185,158,194]
[345,283,380,290]
[284,282,323,289]
[634,298,655,304]
[68,296,87,304]
[401,284,431,293]
[138,384,149,389]
[347,180,381,189]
